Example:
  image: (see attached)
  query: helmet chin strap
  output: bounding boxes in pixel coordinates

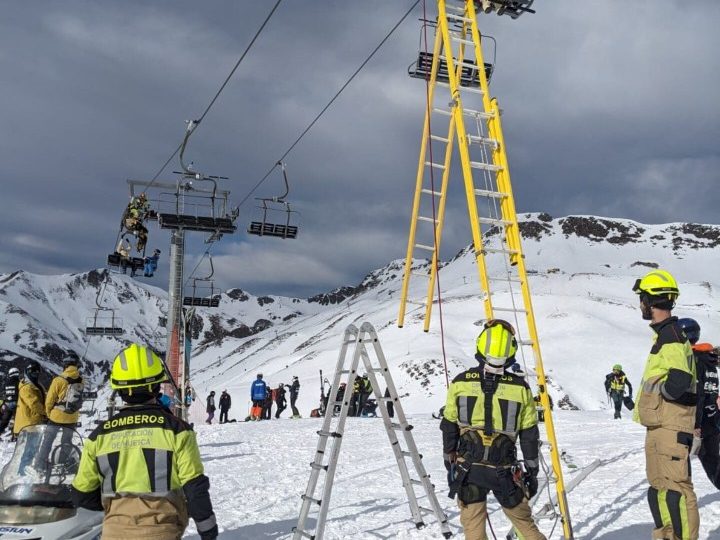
[483,363,505,376]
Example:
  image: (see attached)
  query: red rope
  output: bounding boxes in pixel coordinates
[422,0,450,389]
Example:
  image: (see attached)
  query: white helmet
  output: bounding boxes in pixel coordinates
[7,367,20,378]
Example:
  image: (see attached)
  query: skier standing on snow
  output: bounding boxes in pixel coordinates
[274,383,287,418]
[0,367,20,436]
[71,344,218,540]
[632,270,699,539]
[206,391,216,424]
[678,318,720,489]
[287,376,301,418]
[604,364,633,419]
[441,320,546,540]
[251,374,267,421]
[262,386,273,420]
[218,390,231,424]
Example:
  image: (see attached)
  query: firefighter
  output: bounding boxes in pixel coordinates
[71,344,218,539]
[632,270,699,540]
[441,319,545,540]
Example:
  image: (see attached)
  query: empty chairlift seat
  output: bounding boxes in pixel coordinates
[157,213,237,234]
[408,51,493,86]
[85,313,124,336]
[247,221,298,239]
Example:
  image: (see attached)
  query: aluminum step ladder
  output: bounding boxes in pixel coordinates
[292,322,452,539]
[397,1,573,538]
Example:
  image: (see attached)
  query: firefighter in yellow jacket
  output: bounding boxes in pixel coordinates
[71,344,218,540]
[632,270,699,540]
[441,320,546,540]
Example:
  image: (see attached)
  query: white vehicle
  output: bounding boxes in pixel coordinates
[0,425,103,539]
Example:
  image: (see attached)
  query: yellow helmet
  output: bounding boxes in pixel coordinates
[476,319,518,367]
[632,270,680,298]
[110,344,167,390]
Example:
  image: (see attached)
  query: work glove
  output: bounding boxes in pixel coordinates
[443,451,457,471]
[524,466,539,498]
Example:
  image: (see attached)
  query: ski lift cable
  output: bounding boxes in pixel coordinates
[143,0,284,193]
[420,0,450,389]
[235,0,422,210]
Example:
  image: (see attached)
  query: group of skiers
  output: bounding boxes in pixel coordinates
[440,269,719,540]
[0,358,85,476]
[324,373,382,417]
[204,374,301,423]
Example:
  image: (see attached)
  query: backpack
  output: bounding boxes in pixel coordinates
[56,376,84,414]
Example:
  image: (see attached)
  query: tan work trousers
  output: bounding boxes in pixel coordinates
[102,495,189,540]
[645,427,699,540]
[459,498,546,540]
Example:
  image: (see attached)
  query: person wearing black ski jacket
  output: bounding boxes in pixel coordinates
[274,384,287,419]
[693,343,720,488]
[218,390,231,424]
[287,377,300,418]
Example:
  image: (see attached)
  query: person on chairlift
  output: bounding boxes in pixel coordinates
[144,249,161,277]
[116,238,135,277]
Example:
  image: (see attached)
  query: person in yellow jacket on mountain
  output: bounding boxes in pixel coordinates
[13,361,46,438]
[441,319,546,540]
[632,270,699,540]
[13,361,47,475]
[71,344,218,540]
[34,358,84,468]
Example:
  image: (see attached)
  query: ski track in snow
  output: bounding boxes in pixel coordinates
[177,411,720,539]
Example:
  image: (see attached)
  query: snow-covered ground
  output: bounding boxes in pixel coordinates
[185,412,720,539]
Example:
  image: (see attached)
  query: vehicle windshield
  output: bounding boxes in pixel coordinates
[0,424,82,508]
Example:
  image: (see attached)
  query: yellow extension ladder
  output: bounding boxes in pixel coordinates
[397,1,574,538]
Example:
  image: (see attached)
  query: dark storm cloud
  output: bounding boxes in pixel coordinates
[1,1,718,297]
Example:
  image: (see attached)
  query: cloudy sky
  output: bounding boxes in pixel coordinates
[1,1,718,297]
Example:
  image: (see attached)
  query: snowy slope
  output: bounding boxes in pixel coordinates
[189,214,720,416]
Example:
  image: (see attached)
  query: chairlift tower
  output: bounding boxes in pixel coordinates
[127,174,236,419]
[398,1,573,539]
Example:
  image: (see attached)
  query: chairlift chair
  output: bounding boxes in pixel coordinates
[247,162,300,239]
[85,308,124,336]
[475,0,535,19]
[407,22,496,86]
[182,256,221,308]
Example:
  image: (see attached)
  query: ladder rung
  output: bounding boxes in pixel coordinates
[470,161,503,172]
[519,339,534,346]
[418,506,435,515]
[377,396,394,402]
[301,494,322,506]
[430,134,450,143]
[421,188,442,197]
[317,430,342,438]
[425,161,446,170]
[451,35,475,46]
[417,215,439,224]
[293,529,314,539]
[414,243,436,252]
[367,367,385,373]
[432,107,452,117]
[482,247,520,255]
[411,271,430,279]
[478,216,511,226]
[463,108,495,119]
[468,135,499,148]
[446,13,473,23]
[406,299,427,306]
[474,188,507,199]
[493,307,528,314]
[310,462,328,471]
[410,479,423,486]
[391,423,414,431]
[339,369,352,374]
